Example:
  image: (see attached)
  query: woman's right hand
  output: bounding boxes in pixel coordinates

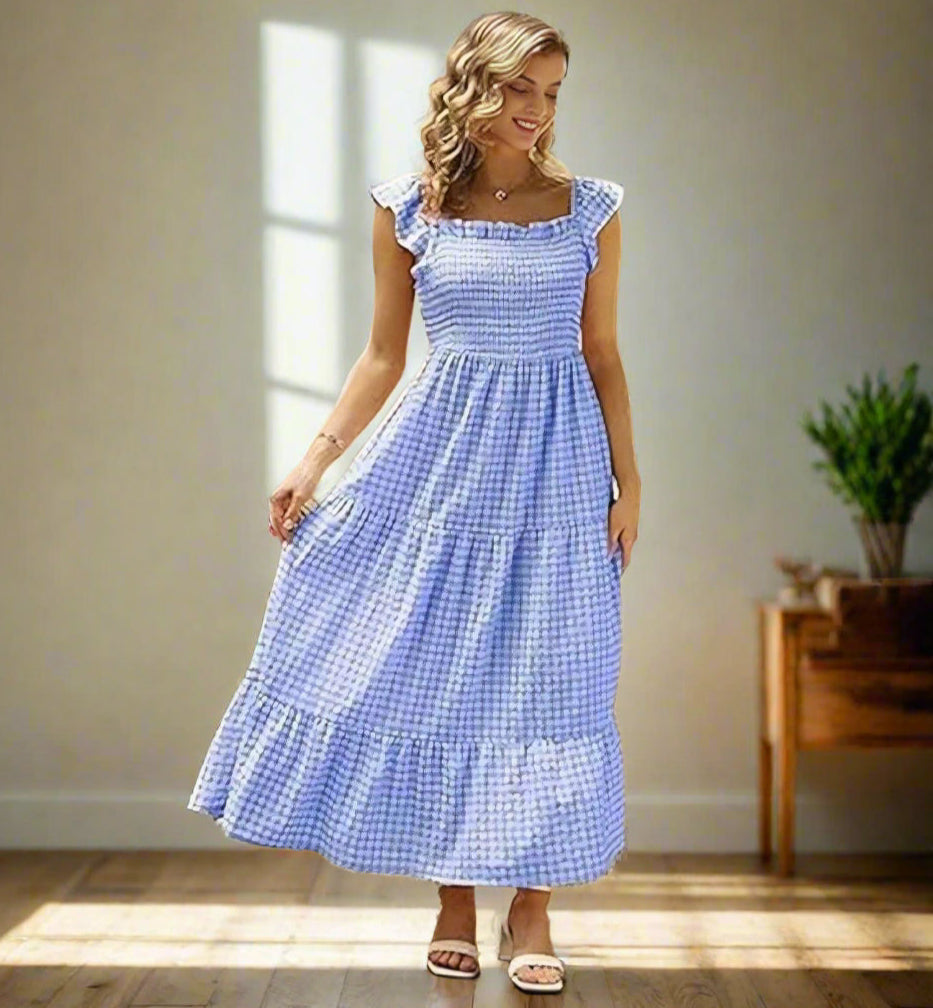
[268,458,324,544]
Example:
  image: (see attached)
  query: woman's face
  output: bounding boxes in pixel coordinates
[487,50,566,150]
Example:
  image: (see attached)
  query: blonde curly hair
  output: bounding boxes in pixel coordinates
[417,12,572,219]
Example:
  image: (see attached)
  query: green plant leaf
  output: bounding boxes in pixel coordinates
[800,362,933,522]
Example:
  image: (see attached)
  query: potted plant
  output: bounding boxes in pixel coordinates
[801,362,933,578]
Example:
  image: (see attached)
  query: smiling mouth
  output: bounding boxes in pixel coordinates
[513,118,539,132]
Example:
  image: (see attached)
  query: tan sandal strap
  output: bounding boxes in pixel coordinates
[428,939,479,957]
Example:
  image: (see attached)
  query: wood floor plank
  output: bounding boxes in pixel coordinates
[13,889,146,942]
[562,966,617,1006]
[809,969,903,1008]
[861,970,933,1008]
[153,888,309,945]
[130,967,223,1006]
[148,851,313,895]
[796,855,933,880]
[0,852,100,901]
[665,854,765,877]
[470,964,519,1006]
[0,964,82,1008]
[805,863,933,972]
[0,899,57,945]
[44,964,149,1008]
[73,853,171,894]
[200,967,272,1008]
[336,968,448,1007]
[708,971,768,1008]
[666,969,729,1007]
[604,968,675,1007]
[423,973,476,1007]
[748,969,831,1007]
[260,967,347,1008]
[607,968,763,1008]
[307,857,432,905]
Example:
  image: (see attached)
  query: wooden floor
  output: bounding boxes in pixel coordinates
[0,851,930,1007]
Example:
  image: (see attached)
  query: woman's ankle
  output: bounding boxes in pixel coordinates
[509,887,550,918]
[513,887,551,902]
[439,883,476,903]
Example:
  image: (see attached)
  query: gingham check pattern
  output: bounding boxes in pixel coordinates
[188,170,627,888]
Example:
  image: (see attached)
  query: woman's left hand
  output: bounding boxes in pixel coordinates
[608,479,640,572]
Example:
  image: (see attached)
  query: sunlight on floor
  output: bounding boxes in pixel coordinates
[3,885,930,970]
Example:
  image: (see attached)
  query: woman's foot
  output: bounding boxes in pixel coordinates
[507,888,562,986]
[428,884,478,974]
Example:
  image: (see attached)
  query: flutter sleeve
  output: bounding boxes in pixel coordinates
[368,171,431,258]
[576,176,625,274]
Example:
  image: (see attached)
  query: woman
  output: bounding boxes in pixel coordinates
[188,11,640,995]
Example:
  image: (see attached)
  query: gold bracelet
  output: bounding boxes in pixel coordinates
[316,431,346,451]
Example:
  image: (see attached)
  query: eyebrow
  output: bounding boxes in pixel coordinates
[519,73,563,87]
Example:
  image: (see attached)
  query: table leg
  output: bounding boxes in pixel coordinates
[776,734,796,876]
[759,736,772,862]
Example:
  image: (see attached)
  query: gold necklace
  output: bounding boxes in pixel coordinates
[488,170,535,201]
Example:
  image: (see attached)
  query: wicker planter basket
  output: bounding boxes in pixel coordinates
[855,518,908,579]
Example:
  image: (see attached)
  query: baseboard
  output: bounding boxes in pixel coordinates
[0,790,930,851]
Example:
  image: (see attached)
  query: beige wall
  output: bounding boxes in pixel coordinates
[1,0,931,851]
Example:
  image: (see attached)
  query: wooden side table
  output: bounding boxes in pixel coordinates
[757,586,933,876]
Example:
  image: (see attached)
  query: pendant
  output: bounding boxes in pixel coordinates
[493,188,508,201]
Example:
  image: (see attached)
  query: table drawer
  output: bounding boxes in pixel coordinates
[797,664,933,746]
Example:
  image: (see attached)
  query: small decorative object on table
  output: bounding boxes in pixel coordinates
[801,362,933,579]
[773,556,859,608]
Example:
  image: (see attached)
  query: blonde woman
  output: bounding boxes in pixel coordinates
[188,10,640,995]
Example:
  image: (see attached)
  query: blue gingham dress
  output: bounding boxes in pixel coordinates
[188,170,626,888]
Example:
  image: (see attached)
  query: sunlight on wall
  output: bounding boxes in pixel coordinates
[262,24,340,224]
[261,22,343,487]
[361,39,438,184]
[263,225,341,481]
[260,22,437,491]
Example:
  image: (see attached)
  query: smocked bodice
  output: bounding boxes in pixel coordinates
[369,171,624,359]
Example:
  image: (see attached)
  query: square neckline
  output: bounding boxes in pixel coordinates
[429,175,577,231]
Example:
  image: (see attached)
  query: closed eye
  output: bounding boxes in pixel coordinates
[509,85,558,101]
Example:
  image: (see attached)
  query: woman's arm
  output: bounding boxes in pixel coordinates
[580,213,641,562]
[303,203,416,473]
[268,203,416,542]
